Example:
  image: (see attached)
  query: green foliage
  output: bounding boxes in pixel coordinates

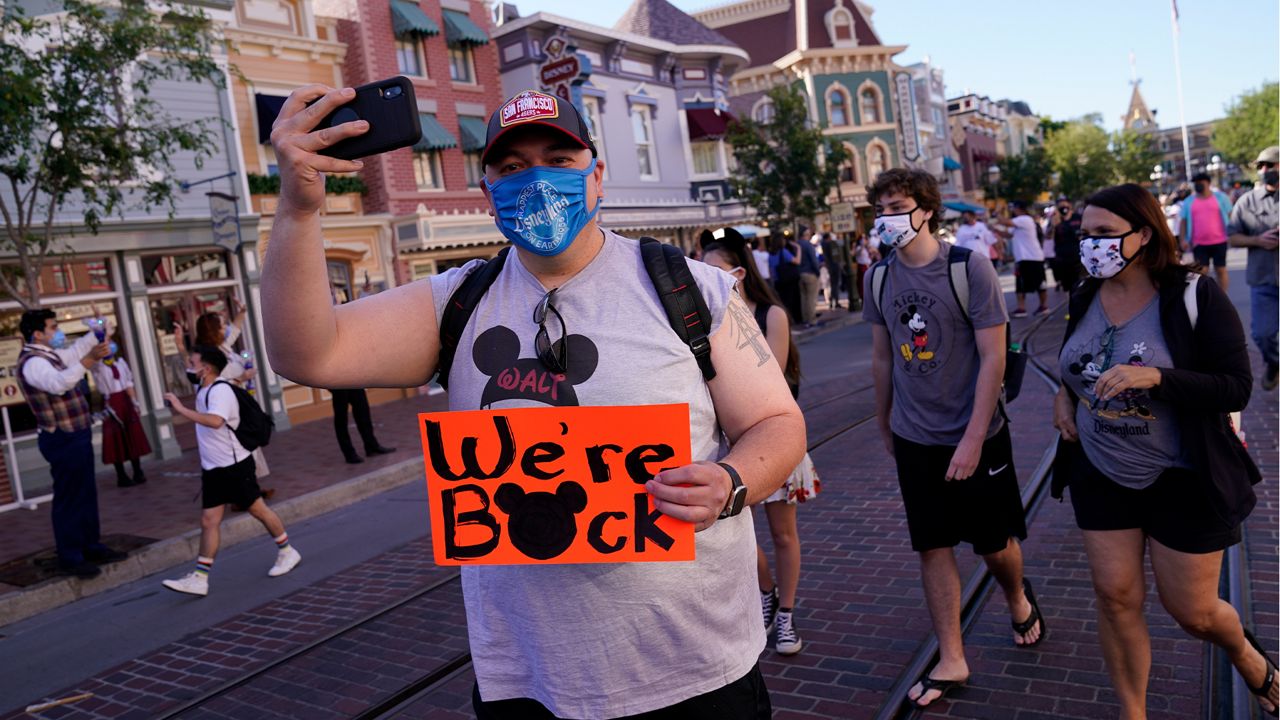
[992,147,1052,204]
[1110,129,1161,185]
[725,86,850,236]
[0,1,225,308]
[247,174,367,196]
[1045,117,1114,200]
[1039,116,1069,138]
[1213,83,1280,166]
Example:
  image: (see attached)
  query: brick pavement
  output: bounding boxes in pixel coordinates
[4,300,1274,720]
[0,391,447,597]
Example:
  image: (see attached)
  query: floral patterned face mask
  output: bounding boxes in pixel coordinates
[1079,229,1142,279]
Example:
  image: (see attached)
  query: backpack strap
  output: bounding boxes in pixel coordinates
[1184,272,1201,330]
[869,261,889,319]
[436,248,511,391]
[639,237,716,381]
[947,243,973,326]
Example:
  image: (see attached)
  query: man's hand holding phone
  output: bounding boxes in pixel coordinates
[269,85,370,219]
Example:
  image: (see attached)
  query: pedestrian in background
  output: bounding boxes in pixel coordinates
[798,233,823,326]
[996,201,1049,317]
[17,309,124,579]
[953,210,998,256]
[702,227,818,657]
[1228,146,1279,391]
[773,234,804,326]
[161,346,301,597]
[1050,197,1083,294]
[751,237,772,285]
[1181,172,1233,291]
[864,169,1043,710]
[330,388,396,465]
[1053,183,1275,717]
[820,232,846,310]
[89,337,151,488]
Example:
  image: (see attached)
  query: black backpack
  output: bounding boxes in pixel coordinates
[434,238,716,391]
[212,380,274,451]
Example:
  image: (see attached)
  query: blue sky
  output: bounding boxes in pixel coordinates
[509,0,1277,131]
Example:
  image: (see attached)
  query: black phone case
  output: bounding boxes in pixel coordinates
[315,76,422,160]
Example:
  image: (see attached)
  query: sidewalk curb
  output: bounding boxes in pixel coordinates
[0,457,426,629]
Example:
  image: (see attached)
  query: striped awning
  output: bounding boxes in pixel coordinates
[391,0,439,39]
[443,9,489,46]
[414,114,457,152]
[458,116,487,152]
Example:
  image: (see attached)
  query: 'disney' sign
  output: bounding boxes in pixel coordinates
[420,404,695,565]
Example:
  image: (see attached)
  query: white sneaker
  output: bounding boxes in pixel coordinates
[268,546,301,577]
[775,612,803,656]
[162,572,209,597]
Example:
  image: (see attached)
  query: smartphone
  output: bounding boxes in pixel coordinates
[314,76,422,160]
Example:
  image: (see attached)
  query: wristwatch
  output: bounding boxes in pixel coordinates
[717,462,747,519]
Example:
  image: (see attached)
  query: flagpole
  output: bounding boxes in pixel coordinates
[1170,1,1193,182]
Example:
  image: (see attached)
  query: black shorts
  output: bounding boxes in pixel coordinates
[893,424,1027,555]
[1192,243,1228,269]
[201,456,262,510]
[472,662,771,719]
[1067,453,1241,554]
[1015,261,1045,294]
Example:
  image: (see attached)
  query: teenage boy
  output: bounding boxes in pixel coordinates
[864,168,1044,709]
[161,346,300,596]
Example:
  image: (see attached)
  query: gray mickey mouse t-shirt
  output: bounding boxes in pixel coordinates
[429,230,762,719]
[863,243,1008,445]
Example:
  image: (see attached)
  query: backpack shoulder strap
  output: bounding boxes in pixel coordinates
[640,237,716,381]
[869,261,889,318]
[436,248,511,391]
[947,243,973,326]
[1184,272,1201,330]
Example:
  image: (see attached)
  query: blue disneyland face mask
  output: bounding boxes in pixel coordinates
[484,159,601,257]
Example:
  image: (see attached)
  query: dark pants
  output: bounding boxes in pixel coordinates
[472,662,772,720]
[331,388,379,457]
[776,276,803,327]
[38,428,102,566]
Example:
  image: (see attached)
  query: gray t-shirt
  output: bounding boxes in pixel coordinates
[1058,295,1188,488]
[1227,185,1278,287]
[429,230,762,719]
[863,243,1008,445]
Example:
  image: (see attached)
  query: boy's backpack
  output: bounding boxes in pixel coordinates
[868,243,1028,403]
[435,238,716,391]
[212,380,274,451]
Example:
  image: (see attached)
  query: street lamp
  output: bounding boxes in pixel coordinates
[985,163,1001,210]
[1207,154,1224,188]
[1150,163,1165,192]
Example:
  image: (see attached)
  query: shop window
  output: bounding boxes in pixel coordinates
[410,259,437,281]
[581,96,608,178]
[142,251,231,287]
[149,290,242,409]
[396,40,426,78]
[449,45,474,84]
[414,151,442,189]
[631,105,658,179]
[867,143,888,178]
[692,142,720,175]
[86,260,111,290]
[860,86,882,124]
[328,261,354,304]
[464,151,483,187]
[827,86,850,126]
[753,98,775,124]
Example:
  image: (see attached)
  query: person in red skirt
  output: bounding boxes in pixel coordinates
[90,338,151,487]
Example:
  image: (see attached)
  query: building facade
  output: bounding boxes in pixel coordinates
[906,58,963,200]
[946,93,1007,204]
[334,0,508,283]
[492,0,754,249]
[0,0,274,498]
[998,99,1042,158]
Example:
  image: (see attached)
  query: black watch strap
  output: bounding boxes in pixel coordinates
[716,462,747,519]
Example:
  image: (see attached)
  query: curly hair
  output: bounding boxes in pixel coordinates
[867,167,942,233]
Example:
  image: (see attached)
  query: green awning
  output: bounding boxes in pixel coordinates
[414,113,457,151]
[391,0,439,39]
[443,9,489,46]
[458,116,486,152]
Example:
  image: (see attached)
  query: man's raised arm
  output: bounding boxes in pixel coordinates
[262,85,443,389]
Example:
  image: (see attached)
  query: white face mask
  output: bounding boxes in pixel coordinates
[1079,230,1141,279]
[873,207,923,248]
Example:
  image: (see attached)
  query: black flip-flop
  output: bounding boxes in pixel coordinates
[1244,628,1279,717]
[1013,578,1047,648]
[908,675,967,709]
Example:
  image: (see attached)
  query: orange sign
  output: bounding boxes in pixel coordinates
[419,404,695,566]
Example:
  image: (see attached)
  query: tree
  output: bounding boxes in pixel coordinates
[0,1,225,309]
[1045,117,1114,201]
[1110,129,1161,185]
[1213,83,1280,166]
[992,147,1052,204]
[725,86,850,236]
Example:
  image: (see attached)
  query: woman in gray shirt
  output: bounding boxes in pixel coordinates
[1053,184,1275,717]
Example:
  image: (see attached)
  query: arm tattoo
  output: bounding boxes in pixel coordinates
[726,297,773,367]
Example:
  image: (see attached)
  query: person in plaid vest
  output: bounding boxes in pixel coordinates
[18,309,127,579]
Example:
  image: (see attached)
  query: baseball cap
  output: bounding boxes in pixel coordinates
[1255,146,1279,166]
[482,90,597,167]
